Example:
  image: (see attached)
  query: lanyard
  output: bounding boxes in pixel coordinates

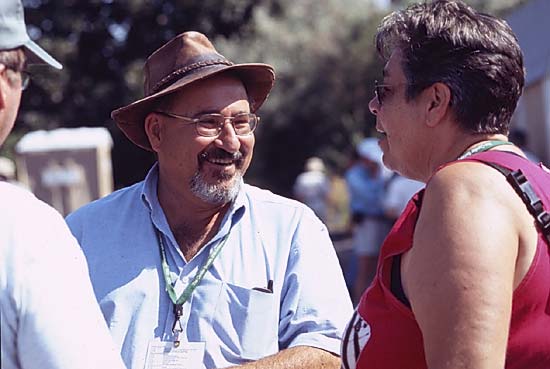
[457,140,513,160]
[156,229,230,346]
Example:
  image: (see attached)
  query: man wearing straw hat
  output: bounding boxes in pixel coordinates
[67,31,352,369]
[0,1,126,368]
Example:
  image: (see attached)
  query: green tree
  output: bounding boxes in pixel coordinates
[11,0,273,187]
[7,0,527,196]
[217,0,388,195]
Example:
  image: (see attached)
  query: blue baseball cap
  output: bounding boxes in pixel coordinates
[0,0,62,69]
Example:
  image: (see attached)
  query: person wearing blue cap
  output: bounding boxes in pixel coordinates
[344,137,390,302]
[0,0,62,144]
[0,1,126,368]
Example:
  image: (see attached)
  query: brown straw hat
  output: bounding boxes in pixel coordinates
[111,31,275,151]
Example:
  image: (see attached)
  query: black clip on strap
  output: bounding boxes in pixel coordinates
[506,169,550,243]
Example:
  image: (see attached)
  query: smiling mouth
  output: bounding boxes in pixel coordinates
[200,150,243,169]
[207,157,235,166]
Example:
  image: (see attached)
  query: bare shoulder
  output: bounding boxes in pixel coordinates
[406,160,521,276]
[400,160,538,368]
[407,160,537,287]
[426,160,516,203]
[421,160,538,246]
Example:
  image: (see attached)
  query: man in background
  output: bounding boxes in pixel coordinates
[509,128,541,163]
[0,156,16,181]
[0,1,127,369]
[344,137,389,302]
[383,174,424,222]
[293,156,331,223]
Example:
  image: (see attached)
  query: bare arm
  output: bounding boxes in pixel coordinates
[402,162,535,369]
[224,346,340,369]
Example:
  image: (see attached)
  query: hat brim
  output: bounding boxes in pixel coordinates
[24,40,62,70]
[111,63,275,151]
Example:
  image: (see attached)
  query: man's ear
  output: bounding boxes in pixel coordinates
[0,65,8,111]
[144,112,162,152]
[424,82,451,128]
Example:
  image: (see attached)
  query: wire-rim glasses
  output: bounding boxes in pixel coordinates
[1,63,31,90]
[155,111,260,137]
[374,80,393,106]
[374,80,422,106]
[19,71,30,90]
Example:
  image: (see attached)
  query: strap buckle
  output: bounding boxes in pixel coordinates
[507,170,550,242]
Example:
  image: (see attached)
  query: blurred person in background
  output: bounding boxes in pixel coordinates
[66,31,352,369]
[293,156,331,223]
[383,173,424,222]
[0,156,16,181]
[341,1,550,368]
[344,137,389,302]
[0,1,126,369]
[509,128,541,164]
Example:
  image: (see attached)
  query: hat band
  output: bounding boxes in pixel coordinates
[151,58,234,95]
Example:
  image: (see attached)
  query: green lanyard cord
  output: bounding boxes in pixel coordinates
[457,140,513,160]
[156,229,229,346]
[157,230,230,306]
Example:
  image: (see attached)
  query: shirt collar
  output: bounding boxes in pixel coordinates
[140,162,247,236]
[140,162,159,212]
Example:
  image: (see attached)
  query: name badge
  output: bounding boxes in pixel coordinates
[145,341,205,369]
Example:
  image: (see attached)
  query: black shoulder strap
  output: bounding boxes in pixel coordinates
[482,161,550,243]
[391,253,411,308]
[390,190,424,309]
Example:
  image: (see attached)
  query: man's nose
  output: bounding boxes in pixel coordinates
[214,120,241,153]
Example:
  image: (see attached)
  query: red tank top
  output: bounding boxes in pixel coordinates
[341,151,550,369]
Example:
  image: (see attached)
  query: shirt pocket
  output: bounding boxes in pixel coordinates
[213,281,279,360]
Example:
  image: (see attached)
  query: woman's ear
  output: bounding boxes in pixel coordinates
[425,82,452,128]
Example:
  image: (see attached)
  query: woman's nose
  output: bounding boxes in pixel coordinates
[368,95,379,115]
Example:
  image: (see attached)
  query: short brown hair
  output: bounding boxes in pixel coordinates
[375,0,524,135]
[0,48,26,86]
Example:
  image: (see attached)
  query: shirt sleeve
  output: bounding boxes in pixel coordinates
[2,192,127,369]
[278,208,353,354]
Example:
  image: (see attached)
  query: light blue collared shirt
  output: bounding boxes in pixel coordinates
[1,182,126,369]
[66,164,353,369]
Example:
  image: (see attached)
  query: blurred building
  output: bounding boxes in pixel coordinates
[507,0,550,165]
[15,127,113,216]
[0,156,16,182]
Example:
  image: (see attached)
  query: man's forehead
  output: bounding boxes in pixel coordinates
[181,74,246,96]
[164,75,249,114]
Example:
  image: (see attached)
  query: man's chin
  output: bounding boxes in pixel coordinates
[190,171,242,205]
[203,170,238,185]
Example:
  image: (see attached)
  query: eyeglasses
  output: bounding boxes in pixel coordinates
[374,80,423,106]
[20,71,31,90]
[155,111,260,137]
[1,63,31,90]
[374,80,394,106]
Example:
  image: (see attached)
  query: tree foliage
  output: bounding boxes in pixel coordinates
[6,0,525,195]
[15,0,274,188]
[216,0,387,194]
